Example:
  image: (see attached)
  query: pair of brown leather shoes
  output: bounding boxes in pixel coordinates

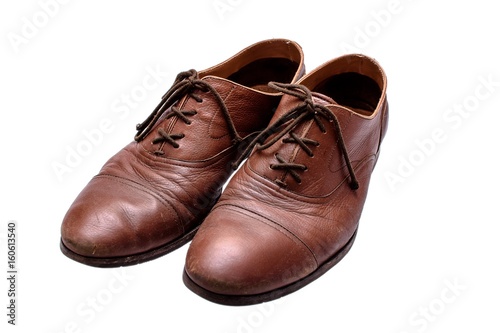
[61,39,388,305]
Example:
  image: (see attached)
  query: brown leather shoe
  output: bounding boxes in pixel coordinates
[184,54,388,305]
[60,39,305,267]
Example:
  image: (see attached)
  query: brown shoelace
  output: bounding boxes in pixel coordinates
[135,69,242,154]
[234,82,359,190]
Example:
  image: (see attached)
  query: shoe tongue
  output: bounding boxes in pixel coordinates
[311,91,337,105]
[271,91,338,122]
[155,75,234,123]
[248,90,342,193]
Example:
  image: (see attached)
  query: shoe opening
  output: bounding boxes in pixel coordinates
[314,72,381,116]
[202,39,303,93]
[227,58,300,92]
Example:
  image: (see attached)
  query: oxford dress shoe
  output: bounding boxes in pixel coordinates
[184,54,388,305]
[60,39,305,267]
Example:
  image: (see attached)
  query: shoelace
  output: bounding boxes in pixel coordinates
[234,82,359,190]
[135,69,242,154]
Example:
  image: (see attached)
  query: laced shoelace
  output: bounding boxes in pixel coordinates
[234,82,359,190]
[135,69,242,154]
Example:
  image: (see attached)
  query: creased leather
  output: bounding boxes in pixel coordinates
[185,54,388,297]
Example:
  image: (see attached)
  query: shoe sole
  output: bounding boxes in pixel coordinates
[182,228,358,305]
[60,225,199,268]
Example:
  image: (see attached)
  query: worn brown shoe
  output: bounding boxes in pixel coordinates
[60,39,305,267]
[184,54,388,305]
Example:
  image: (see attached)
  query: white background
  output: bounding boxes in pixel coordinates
[1,0,499,332]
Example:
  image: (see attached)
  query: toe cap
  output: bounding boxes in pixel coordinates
[61,175,183,258]
[185,205,317,296]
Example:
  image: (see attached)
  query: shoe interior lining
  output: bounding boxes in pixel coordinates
[202,39,303,93]
[227,58,300,93]
[314,72,382,116]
